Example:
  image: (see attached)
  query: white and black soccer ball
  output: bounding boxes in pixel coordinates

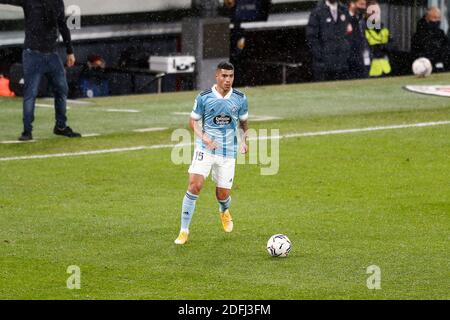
[267,234,292,257]
[412,57,433,77]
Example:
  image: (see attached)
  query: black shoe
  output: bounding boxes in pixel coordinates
[53,126,81,138]
[18,132,33,141]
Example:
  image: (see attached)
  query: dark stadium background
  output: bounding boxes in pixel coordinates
[0,0,437,95]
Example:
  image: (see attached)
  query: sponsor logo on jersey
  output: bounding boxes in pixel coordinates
[213,113,232,125]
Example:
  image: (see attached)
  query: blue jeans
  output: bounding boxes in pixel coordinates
[22,49,68,133]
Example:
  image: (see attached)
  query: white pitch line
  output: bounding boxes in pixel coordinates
[251,115,283,122]
[133,127,168,133]
[81,133,101,137]
[255,120,450,141]
[43,98,93,105]
[0,140,36,144]
[0,120,449,162]
[65,99,93,105]
[36,104,71,110]
[0,143,192,161]
[107,109,140,113]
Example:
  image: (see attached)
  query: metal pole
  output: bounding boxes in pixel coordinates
[158,78,162,94]
[156,72,165,94]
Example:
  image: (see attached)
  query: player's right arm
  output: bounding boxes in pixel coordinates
[189,96,218,150]
[189,118,218,150]
[0,0,23,6]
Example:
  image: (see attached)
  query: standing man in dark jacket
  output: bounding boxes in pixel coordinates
[0,0,81,141]
[347,0,370,79]
[306,0,352,81]
[411,7,449,73]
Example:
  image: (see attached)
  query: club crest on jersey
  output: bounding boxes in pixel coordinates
[213,113,232,125]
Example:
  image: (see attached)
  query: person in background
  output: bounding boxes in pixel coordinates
[347,0,370,79]
[0,73,16,97]
[0,0,81,141]
[306,0,352,81]
[365,2,392,77]
[79,54,109,98]
[411,7,450,72]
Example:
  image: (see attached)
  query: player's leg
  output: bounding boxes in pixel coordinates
[216,187,231,212]
[181,173,204,231]
[216,186,233,232]
[175,150,211,244]
[47,53,80,137]
[20,49,43,140]
[175,175,205,245]
[212,157,236,232]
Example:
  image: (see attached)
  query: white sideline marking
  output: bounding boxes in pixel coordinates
[0,140,36,144]
[82,133,100,137]
[256,120,450,141]
[250,115,283,122]
[44,98,93,105]
[36,104,71,110]
[1,120,449,162]
[106,109,140,113]
[133,127,168,133]
[66,99,93,105]
[172,112,190,116]
[0,143,192,161]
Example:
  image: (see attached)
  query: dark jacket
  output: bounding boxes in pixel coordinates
[306,1,351,73]
[411,17,449,69]
[0,0,73,54]
[348,14,369,68]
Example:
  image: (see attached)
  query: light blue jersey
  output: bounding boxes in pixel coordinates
[191,85,249,159]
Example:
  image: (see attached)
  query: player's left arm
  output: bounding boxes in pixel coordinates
[238,95,249,154]
[239,119,249,154]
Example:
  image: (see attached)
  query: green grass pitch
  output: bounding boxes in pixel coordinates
[0,73,449,299]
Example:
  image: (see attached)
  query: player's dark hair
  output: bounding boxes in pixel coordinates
[217,61,234,71]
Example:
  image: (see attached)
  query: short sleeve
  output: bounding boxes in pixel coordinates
[238,95,249,121]
[190,95,204,120]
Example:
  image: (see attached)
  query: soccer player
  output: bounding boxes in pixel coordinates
[174,61,249,245]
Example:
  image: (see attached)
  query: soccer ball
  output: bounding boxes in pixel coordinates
[412,58,432,77]
[267,234,292,257]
